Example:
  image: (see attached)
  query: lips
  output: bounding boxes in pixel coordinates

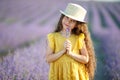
[65,24,69,27]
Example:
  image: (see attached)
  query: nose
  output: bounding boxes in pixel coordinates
[66,18,71,24]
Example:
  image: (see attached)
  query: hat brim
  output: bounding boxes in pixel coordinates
[60,10,86,23]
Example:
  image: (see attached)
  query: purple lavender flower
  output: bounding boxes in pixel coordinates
[66,28,70,38]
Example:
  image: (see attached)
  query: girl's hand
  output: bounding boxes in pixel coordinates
[64,40,72,54]
[61,48,67,55]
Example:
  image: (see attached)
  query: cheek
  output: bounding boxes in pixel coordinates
[71,23,76,29]
[62,19,66,29]
[62,18,65,25]
[62,20,65,26]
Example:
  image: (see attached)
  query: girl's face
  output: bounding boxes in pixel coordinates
[62,16,77,31]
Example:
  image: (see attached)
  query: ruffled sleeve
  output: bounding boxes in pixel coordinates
[78,33,85,49]
[47,33,55,50]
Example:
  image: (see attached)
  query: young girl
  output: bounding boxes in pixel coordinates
[46,3,96,80]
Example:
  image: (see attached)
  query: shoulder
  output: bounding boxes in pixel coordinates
[79,33,85,39]
[47,32,55,39]
[47,32,55,36]
[75,33,85,40]
[47,32,59,35]
[47,32,59,38]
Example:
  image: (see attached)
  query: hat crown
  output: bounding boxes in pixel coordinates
[60,3,87,22]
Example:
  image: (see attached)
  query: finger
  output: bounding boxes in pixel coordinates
[67,40,71,43]
[66,48,69,51]
[67,44,72,47]
[66,39,71,43]
[64,43,67,49]
[67,42,71,46]
[64,41,68,45]
[66,41,70,44]
[66,46,70,48]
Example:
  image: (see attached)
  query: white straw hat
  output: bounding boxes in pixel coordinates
[60,3,87,22]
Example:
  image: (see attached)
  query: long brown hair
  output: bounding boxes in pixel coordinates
[78,23,96,80]
[54,14,96,80]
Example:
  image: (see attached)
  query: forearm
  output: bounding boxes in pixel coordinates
[68,52,89,64]
[46,49,66,63]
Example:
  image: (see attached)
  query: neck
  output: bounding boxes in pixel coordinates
[62,29,71,33]
[60,29,71,38]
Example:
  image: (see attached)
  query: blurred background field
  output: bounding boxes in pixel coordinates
[0,0,120,80]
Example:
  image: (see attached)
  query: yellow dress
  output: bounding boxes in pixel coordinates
[47,32,89,80]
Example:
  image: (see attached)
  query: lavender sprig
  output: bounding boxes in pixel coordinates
[66,28,70,38]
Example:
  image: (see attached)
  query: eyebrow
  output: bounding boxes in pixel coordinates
[65,16,76,21]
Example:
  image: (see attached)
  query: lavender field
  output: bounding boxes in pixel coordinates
[0,0,120,80]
